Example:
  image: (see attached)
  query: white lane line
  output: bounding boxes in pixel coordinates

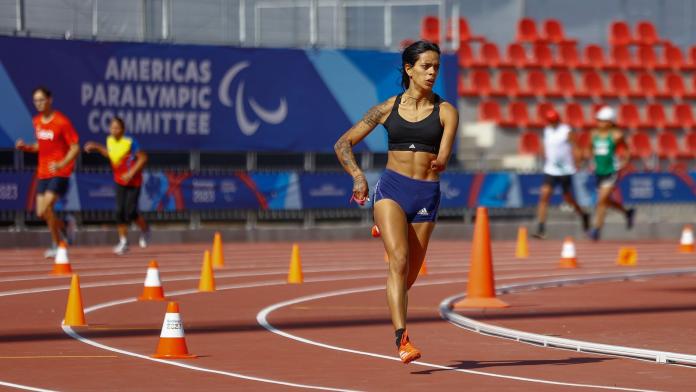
[256,280,661,392]
[57,271,612,391]
[0,381,57,392]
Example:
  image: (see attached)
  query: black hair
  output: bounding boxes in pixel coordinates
[401,40,441,90]
[111,116,125,130]
[32,86,52,98]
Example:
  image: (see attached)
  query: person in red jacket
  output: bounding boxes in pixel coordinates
[85,116,150,255]
[15,87,79,258]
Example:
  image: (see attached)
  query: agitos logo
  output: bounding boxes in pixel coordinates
[218,61,288,136]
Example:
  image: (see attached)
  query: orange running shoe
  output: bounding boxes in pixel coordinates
[398,330,421,364]
[371,225,381,238]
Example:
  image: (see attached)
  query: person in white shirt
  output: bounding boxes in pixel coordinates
[533,108,590,239]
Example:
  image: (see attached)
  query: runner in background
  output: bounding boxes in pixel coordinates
[15,87,79,258]
[586,106,635,241]
[533,108,590,239]
[84,116,150,255]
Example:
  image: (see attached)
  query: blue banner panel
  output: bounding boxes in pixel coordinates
[518,173,565,207]
[300,173,353,209]
[0,172,33,210]
[75,173,117,211]
[618,172,696,203]
[439,172,475,209]
[179,174,262,210]
[0,36,457,152]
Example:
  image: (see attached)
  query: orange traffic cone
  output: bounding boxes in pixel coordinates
[52,241,72,275]
[515,226,529,259]
[198,250,215,292]
[151,302,196,359]
[211,232,225,268]
[617,247,638,266]
[63,274,87,326]
[679,225,694,253]
[288,243,303,284]
[454,207,509,308]
[418,259,428,276]
[138,260,166,301]
[559,237,578,268]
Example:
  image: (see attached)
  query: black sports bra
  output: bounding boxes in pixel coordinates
[383,94,444,154]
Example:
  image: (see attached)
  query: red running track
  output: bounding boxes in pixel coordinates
[0,239,695,391]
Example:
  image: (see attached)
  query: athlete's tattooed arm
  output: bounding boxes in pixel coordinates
[334,98,393,200]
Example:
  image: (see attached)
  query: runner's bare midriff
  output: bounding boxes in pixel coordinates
[386,150,439,181]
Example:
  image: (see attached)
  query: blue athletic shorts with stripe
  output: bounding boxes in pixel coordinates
[373,169,441,223]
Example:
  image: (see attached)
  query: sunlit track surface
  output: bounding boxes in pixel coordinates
[0,240,694,391]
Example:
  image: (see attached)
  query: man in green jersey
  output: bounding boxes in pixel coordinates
[585,106,635,241]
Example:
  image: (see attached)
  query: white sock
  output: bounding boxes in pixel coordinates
[119,236,127,245]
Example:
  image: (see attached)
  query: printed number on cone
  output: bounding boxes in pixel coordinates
[152,302,196,359]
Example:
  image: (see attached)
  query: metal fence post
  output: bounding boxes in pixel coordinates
[15,0,25,32]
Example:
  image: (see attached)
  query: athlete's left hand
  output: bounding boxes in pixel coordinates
[48,161,63,173]
[121,171,134,183]
[430,159,446,173]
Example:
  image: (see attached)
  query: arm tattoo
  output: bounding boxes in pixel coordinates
[361,105,385,127]
[334,137,360,175]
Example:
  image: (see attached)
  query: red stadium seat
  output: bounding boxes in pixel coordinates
[637,45,657,70]
[516,18,539,43]
[576,129,592,151]
[564,103,586,129]
[657,132,683,160]
[457,75,465,97]
[470,70,492,97]
[555,42,580,69]
[609,72,632,99]
[645,103,668,129]
[663,72,686,100]
[672,104,695,129]
[542,19,576,44]
[519,131,542,155]
[459,71,491,97]
[478,42,501,67]
[609,20,635,47]
[636,72,659,99]
[505,43,528,68]
[532,43,554,68]
[535,102,555,127]
[685,132,696,157]
[686,45,696,71]
[447,17,486,44]
[526,70,549,97]
[635,20,666,46]
[508,101,532,128]
[581,71,606,99]
[618,103,642,129]
[660,44,684,71]
[610,45,634,70]
[479,100,502,123]
[629,131,654,160]
[583,44,608,69]
[498,70,522,97]
[457,43,474,68]
[554,70,581,98]
[421,16,440,44]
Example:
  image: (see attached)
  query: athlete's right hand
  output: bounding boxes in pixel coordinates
[352,174,369,203]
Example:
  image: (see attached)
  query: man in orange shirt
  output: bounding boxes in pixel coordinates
[15,87,80,258]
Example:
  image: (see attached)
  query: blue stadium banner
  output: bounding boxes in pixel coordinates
[0,36,457,152]
[0,172,33,210]
[300,173,353,209]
